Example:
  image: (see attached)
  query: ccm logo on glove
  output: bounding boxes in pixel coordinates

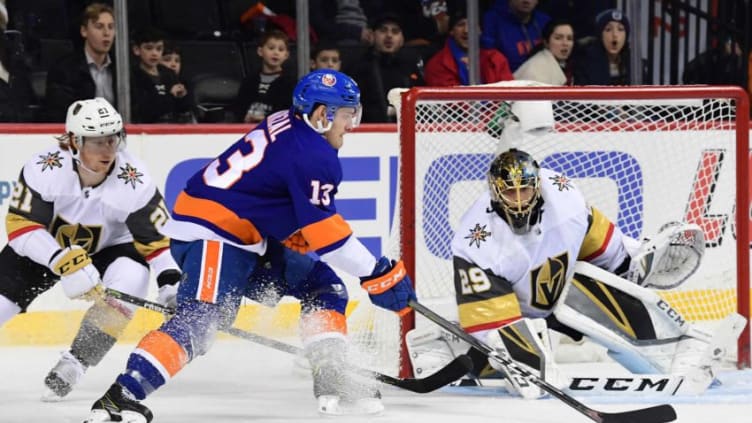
[362,261,406,294]
[50,246,92,276]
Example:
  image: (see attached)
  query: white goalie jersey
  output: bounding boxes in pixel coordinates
[451,168,632,335]
[6,147,175,272]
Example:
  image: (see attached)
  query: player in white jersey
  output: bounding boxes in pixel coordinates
[0,98,181,401]
[408,148,735,398]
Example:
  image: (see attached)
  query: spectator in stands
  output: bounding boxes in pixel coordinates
[233,29,296,124]
[160,42,183,78]
[424,10,514,86]
[514,19,574,85]
[538,0,613,40]
[310,0,373,46]
[480,0,550,72]
[310,42,342,71]
[45,3,116,122]
[572,8,630,86]
[683,36,745,88]
[0,26,34,122]
[383,0,451,50]
[130,28,194,124]
[347,13,425,123]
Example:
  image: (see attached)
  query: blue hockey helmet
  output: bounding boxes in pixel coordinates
[293,69,361,132]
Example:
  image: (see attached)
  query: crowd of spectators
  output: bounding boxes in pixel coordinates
[0,0,745,124]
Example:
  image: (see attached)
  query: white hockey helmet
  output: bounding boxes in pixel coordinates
[64,98,125,158]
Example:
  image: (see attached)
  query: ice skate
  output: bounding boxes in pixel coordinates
[307,338,384,416]
[41,350,86,402]
[84,383,153,423]
[312,361,383,416]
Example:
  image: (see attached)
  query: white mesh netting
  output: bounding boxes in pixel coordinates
[379,83,749,371]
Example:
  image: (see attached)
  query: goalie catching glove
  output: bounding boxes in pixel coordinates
[360,257,416,315]
[49,245,102,300]
[626,221,705,289]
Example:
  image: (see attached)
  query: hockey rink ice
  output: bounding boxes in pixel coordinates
[2,339,752,423]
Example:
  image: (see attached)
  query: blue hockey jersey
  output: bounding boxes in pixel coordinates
[162,109,353,256]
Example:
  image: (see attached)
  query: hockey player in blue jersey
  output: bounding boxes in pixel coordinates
[84,69,416,423]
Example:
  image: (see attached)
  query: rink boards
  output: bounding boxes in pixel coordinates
[0,124,750,346]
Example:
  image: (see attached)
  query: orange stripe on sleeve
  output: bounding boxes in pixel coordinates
[300,310,348,340]
[300,214,352,251]
[173,192,262,245]
[198,240,222,303]
[136,330,188,378]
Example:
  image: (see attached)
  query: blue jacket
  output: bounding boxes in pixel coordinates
[480,0,550,71]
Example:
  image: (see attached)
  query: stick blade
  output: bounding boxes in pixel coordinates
[600,404,677,423]
[378,354,473,393]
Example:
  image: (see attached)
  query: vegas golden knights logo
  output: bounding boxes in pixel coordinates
[529,252,569,310]
[50,216,102,253]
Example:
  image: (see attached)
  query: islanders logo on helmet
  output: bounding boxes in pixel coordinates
[321,73,337,87]
[293,69,362,133]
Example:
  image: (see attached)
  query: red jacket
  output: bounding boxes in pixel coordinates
[425,40,514,86]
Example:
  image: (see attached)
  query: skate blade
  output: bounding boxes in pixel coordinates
[83,409,149,423]
[40,388,64,403]
[318,396,384,416]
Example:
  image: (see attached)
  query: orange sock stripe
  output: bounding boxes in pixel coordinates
[198,240,222,303]
[136,330,188,378]
[300,310,348,340]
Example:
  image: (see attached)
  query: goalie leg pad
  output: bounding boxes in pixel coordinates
[406,325,470,378]
[485,318,566,399]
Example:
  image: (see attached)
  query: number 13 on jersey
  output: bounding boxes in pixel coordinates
[204,130,269,189]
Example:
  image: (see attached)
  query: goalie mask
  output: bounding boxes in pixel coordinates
[488,149,543,235]
[62,97,125,161]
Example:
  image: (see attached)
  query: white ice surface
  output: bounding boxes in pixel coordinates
[2,339,752,423]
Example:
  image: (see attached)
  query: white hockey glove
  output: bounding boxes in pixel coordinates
[49,246,102,300]
[156,269,181,308]
[627,222,704,289]
[485,318,567,399]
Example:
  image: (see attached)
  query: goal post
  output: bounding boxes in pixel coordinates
[391,84,750,375]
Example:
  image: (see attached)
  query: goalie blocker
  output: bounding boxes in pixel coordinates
[407,259,745,397]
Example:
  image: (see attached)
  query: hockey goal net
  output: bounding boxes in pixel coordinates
[368,84,750,377]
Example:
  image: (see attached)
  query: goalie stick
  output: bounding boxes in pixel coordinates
[104,288,472,394]
[409,300,678,423]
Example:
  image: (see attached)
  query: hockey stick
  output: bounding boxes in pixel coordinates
[104,288,472,394]
[409,300,678,423]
